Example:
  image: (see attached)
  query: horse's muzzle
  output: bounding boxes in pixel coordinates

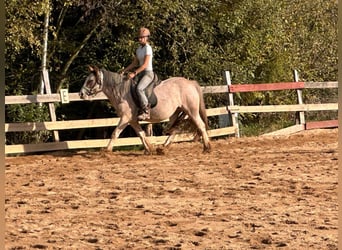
[79,90,90,100]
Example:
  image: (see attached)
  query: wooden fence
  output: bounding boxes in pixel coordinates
[223,71,338,137]
[5,70,338,155]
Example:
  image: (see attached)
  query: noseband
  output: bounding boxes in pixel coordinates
[81,70,104,96]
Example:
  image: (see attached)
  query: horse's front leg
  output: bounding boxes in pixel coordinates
[130,121,153,154]
[106,117,129,151]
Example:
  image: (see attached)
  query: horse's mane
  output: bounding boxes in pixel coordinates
[101,69,131,98]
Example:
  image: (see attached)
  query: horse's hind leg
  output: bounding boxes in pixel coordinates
[162,110,186,148]
[146,124,153,136]
[163,131,177,148]
[187,114,211,153]
[164,109,185,134]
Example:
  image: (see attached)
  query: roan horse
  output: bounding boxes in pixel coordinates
[79,66,211,154]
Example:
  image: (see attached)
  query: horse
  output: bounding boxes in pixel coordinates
[79,65,211,154]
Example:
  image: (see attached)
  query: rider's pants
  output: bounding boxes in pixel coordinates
[136,70,154,109]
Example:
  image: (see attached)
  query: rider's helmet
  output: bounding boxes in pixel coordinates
[139,27,150,38]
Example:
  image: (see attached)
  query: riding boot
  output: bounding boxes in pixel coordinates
[137,104,151,121]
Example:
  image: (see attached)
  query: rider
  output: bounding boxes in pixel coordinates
[120,27,154,120]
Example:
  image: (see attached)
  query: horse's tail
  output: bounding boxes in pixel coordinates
[196,82,209,131]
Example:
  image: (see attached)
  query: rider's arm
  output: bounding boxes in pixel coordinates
[123,56,139,74]
[134,55,151,75]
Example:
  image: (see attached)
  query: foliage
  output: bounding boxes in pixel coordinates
[5,104,51,144]
[5,0,338,142]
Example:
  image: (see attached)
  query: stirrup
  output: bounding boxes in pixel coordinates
[137,106,150,120]
[137,112,150,121]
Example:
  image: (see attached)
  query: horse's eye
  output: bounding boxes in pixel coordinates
[88,80,95,88]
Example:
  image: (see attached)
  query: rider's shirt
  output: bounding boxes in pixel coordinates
[136,44,153,71]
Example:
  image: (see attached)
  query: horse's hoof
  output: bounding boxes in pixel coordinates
[202,146,211,154]
[144,150,152,155]
[156,147,165,155]
[99,148,112,157]
[105,147,112,152]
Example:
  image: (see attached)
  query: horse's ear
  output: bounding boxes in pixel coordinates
[88,65,95,72]
[89,65,100,74]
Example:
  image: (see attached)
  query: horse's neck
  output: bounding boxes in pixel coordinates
[102,70,121,88]
[102,70,132,107]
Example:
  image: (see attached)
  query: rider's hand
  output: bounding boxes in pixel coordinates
[128,72,136,79]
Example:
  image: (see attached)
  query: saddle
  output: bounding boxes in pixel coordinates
[130,72,161,109]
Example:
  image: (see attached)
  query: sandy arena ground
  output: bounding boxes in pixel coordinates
[5,129,338,249]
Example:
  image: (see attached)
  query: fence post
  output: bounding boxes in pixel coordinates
[293,69,305,126]
[219,72,232,128]
[223,71,240,137]
[42,69,60,141]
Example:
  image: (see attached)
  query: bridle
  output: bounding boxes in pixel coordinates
[81,70,104,97]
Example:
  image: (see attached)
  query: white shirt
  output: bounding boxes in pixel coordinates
[136,44,153,71]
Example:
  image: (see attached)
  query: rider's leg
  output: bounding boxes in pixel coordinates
[137,71,154,120]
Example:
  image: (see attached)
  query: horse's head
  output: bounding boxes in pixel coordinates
[79,65,104,100]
